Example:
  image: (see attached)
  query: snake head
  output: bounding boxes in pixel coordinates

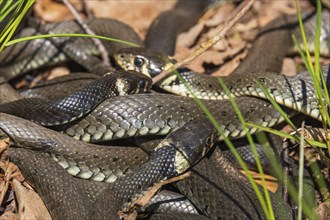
[114,48,170,78]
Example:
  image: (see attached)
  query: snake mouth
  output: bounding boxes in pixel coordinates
[149,65,162,77]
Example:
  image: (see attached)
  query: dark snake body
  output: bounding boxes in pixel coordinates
[0,70,151,126]
[20,73,100,100]
[2,113,218,219]
[0,2,330,218]
[0,17,152,127]
[0,113,149,183]
[145,0,213,56]
[93,119,218,219]
[2,112,292,219]
[0,18,143,80]
[9,149,208,220]
[110,8,329,220]
[63,93,288,142]
[114,12,330,123]
[174,147,292,220]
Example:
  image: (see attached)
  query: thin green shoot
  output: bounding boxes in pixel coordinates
[0,1,19,23]
[255,132,317,219]
[313,0,321,77]
[0,1,25,39]
[169,66,274,219]
[297,122,305,220]
[255,80,296,130]
[294,0,314,75]
[0,0,35,52]
[5,33,140,47]
[247,123,327,148]
[294,0,330,131]
[218,78,275,218]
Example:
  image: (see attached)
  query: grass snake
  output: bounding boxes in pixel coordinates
[0,2,329,220]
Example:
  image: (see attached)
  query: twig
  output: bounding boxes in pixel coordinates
[62,0,110,66]
[118,172,191,220]
[152,0,255,84]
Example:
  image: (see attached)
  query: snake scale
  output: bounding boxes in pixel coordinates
[0,1,329,219]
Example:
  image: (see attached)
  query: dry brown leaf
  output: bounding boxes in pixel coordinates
[176,3,236,59]
[34,0,84,22]
[212,38,229,51]
[294,56,330,66]
[204,4,235,27]
[272,0,300,15]
[291,127,330,144]
[86,1,176,38]
[185,50,227,73]
[177,23,205,48]
[47,67,70,80]
[0,138,9,156]
[240,170,278,193]
[177,38,246,74]
[234,19,258,32]
[211,49,248,76]
[13,179,52,220]
[0,210,17,220]
[281,58,297,76]
[0,161,13,206]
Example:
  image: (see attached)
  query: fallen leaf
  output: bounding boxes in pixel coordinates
[177,23,205,48]
[34,0,84,22]
[211,49,248,76]
[86,1,176,38]
[13,179,52,220]
[281,58,297,76]
[47,67,70,80]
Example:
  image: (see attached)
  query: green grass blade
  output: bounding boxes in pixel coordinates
[294,0,329,150]
[292,35,313,74]
[255,80,296,130]
[294,0,314,74]
[5,33,140,47]
[0,0,35,52]
[218,78,275,218]
[0,1,19,20]
[313,0,321,77]
[170,66,273,219]
[247,122,327,148]
[297,123,305,220]
[0,0,25,40]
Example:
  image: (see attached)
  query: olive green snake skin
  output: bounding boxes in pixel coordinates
[1,113,293,219]
[0,18,143,81]
[114,12,330,123]
[0,2,329,220]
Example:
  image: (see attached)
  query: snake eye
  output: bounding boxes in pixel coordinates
[134,57,145,67]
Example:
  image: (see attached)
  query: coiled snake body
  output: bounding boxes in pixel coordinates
[0,2,329,220]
